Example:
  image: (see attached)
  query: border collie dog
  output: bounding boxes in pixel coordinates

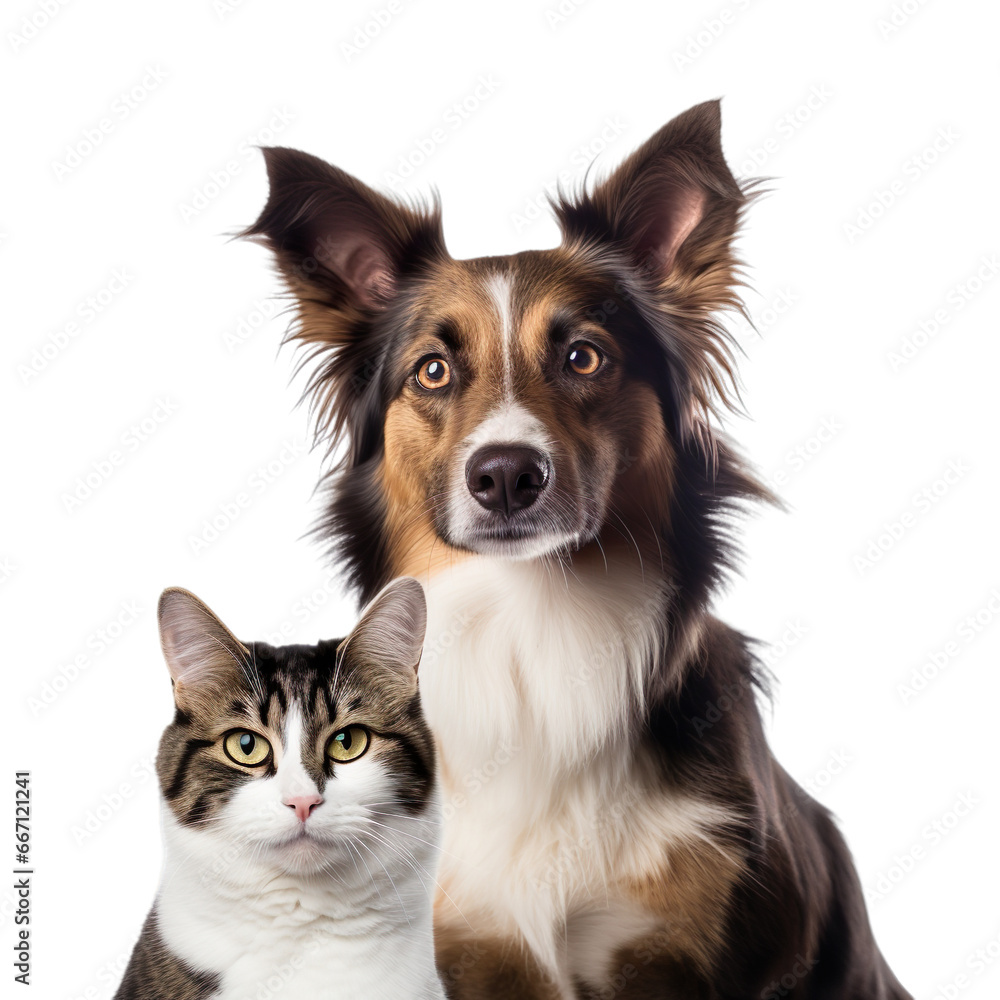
[243,101,911,999]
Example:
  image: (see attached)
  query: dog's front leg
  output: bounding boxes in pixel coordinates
[436,927,571,1000]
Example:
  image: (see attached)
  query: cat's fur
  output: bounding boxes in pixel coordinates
[115,577,446,1000]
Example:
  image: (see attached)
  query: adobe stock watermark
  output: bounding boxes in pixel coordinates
[0,557,16,588]
[672,0,754,72]
[440,740,521,822]
[688,620,808,738]
[422,609,475,671]
[263,574,349,645]
[766,416,843,492]
[896,587,1000,705]
[223,298,280,352]
[71,755,157,846]
[178,107,295,223]
[567,588,676,692]
[531,786,641,892]
[843,127,959,244]
[757,618,811,670]
[340,0,408,63]
[886,254,998,371]
[853,459,970,574]
[187,439,309,555]
[876,0,933,40]
[731,287,798,349]
[382,75,500,191]
[776,751,854,830]
[0,885,24,931]
[441,942,489,989]
[760,954,820,999]
[544,0,590,28]
[28,601,144,716]
[931,926,1000,1000]
[51,66,169,180]
[865,791,979,904]
[213,0,250,18]
[68,949,133,1000]
[17,268,134,384]
[509,116,628,234]
[60,397,179,513]
[7,0,72,53]
[588,923,685,998]
[196,798,294,890]
[801,749,854,798]
[734,85,833,176]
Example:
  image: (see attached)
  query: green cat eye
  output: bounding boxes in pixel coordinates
[223,730,271,767]
[326,725,370,763]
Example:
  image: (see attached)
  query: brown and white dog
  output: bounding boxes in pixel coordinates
[243,101,912,999]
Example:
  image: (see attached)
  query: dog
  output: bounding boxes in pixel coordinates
[242,100,912,999]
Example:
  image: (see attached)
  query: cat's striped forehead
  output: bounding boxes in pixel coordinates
[204,638,416,729]
[229,640,348,729]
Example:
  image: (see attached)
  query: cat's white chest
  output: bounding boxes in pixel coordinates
[212,920,441,1000]
[157,819,445,1000]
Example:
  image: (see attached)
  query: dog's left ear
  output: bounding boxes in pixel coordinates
[552,100,746,311]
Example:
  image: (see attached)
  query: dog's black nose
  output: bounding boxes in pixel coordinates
[466,446,550,515]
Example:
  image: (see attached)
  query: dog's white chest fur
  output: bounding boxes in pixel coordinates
[419,557,731,986]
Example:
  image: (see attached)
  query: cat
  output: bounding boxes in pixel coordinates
[115,576,445,1000]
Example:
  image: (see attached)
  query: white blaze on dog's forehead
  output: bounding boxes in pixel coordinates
[463,401,551,454]
[278,707,319,799]
[484,271,514,397]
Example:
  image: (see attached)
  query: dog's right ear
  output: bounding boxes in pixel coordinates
[241,146,446,326]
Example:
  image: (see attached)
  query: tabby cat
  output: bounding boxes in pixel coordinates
[115,577,445,999]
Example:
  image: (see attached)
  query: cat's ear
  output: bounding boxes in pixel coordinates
[341,577,426,688]
[158,588,251,713]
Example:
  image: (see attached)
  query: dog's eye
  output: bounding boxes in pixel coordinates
[567,342,603,376]
[415,356,451,390]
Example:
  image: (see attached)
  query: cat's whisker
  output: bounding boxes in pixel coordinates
[363,813,463,862]
[359,833,434,903]
[351,836,415,928]
[361,828,475,934]
[342,835,386,907]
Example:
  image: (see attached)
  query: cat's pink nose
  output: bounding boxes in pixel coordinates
[284,794,323,823]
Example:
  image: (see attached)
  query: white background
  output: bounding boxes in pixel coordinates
[3,1,999,997]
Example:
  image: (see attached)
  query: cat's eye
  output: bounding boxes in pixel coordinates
[326,725,370,763]
[415,356,451,391]
[567,342,603,376]
[223,730,271,767]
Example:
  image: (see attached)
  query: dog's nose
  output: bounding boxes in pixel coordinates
[466,446,550,515]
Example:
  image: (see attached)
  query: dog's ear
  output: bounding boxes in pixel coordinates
[552,100,747,313]
[241,148,446,455]
[242,146,445,324]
